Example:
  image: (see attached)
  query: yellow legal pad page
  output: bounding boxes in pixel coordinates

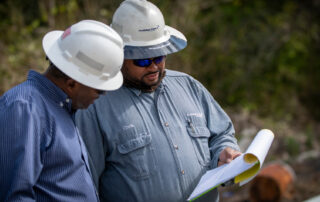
[188,129,274,201]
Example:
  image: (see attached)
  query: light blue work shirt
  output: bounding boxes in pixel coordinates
[0,70,98,202]
[76,69,240,202]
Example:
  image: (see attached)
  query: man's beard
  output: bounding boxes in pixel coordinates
[123,69,166,93]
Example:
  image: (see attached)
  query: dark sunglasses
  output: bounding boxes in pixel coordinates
[133,56,166,67]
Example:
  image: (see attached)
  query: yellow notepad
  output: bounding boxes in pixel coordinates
[188,129,274,201]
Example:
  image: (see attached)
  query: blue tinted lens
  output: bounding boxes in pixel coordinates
[133,56,166,67]
[153,56,165,64]
[133,59,152,67]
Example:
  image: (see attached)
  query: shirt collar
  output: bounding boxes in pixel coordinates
[27,70,73,113]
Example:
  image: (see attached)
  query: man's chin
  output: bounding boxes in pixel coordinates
[143,80,159,87]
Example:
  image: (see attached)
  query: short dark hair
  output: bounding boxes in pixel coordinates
[46,58,70,80]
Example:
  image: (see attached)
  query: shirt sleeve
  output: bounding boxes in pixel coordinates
[0,100,43,201]
[192,79,241,169]
[75,104,107,189]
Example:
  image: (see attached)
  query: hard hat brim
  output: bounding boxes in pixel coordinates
[123,26,187,59]
[42,30,123,91]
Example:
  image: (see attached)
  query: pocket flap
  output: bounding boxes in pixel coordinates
[187,126,210,138]
[117,134,151,154]
[186,114,210,138]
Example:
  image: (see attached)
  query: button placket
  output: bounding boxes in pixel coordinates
[157,92,186,191]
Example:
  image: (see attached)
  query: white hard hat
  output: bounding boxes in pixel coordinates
[111,0,187,59]
[42,20,124,91]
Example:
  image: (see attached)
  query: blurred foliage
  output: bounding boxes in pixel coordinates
[285,136,300,157]
[0,0,320,124]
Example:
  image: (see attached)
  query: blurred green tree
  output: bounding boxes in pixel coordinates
[0,0,319,122]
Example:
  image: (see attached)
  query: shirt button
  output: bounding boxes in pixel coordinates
[181,170,185,175]
[66,98,70,103]
[174,144,179,150]
[164,122,169,127]
[59,102,64,107]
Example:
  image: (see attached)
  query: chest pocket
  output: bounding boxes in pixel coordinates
[116,125,157,180]
[186,114,211,166]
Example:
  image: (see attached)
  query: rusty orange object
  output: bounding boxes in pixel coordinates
[249,163,295,202]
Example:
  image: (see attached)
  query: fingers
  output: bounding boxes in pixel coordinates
[218,147,242,166]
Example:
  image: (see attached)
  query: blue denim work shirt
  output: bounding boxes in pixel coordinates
[0,70,98,202]
[76,69,240,202]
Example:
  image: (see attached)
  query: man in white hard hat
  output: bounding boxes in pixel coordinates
[0,20,124,201]
[76,1,241,202]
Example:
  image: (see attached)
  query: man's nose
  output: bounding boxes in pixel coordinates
[147,61,158,70]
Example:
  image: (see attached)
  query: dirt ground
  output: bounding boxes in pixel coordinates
[218,156,320,202]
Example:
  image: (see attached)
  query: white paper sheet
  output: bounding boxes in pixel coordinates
[187,129,274,201]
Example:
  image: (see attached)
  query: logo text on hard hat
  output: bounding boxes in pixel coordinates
[139,25,160,32]
[61,27,71,40]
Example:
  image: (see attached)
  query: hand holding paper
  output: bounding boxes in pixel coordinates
[218,147,242,167]
[188,129,274,201]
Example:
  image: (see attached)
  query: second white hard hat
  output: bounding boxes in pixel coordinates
[43,20,124,91]
[111,0,187,59]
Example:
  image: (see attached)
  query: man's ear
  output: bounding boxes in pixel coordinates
[65,79,78,96]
